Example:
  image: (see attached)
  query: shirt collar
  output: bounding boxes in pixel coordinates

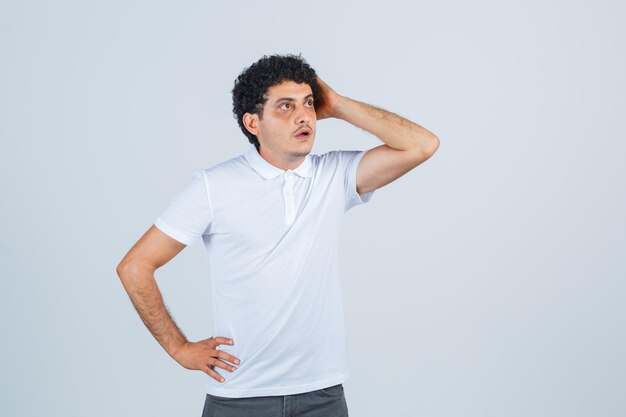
[243,144,313,179]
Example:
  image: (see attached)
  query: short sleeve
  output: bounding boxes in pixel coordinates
[154,170,213,246]
[342,150,375,212]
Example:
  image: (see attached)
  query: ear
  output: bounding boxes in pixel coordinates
[243,113,259,136]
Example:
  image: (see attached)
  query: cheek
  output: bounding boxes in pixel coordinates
[266,117,289,131]
[259,121,285,138]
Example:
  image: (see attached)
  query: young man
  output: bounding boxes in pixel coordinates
[117,54,439,416]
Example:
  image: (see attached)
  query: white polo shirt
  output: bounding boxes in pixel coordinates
[154,144,375,398]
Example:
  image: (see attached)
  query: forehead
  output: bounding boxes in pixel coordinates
[266,80,312,102]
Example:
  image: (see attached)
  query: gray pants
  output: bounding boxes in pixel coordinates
[201,383,349,417]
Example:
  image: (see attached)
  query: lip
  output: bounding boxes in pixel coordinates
[294,127,313,138]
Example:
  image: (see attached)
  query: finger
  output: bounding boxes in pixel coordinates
[213,337,234,347]
[216,351,241,366]
[203,364,225,383]
[209,357,238,373]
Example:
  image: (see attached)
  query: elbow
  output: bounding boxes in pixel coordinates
[116,258,137,282]
[411,131,439,156]
[116,260,129,281]
[425,134,440,156]
[410,135,439,158]
[116,258,156,283]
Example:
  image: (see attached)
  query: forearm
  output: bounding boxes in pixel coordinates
[333,95,438,153]
[117,262,187,359]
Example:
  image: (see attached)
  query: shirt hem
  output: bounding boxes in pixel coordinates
[204,370,351,398]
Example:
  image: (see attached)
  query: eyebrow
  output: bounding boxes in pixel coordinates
[274,94,314,104]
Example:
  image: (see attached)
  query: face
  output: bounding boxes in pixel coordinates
[243,80,316,162]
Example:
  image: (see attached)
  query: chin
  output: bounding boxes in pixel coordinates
[291,144,312,157]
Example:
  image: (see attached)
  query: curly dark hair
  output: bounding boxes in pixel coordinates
[231,53,320,151]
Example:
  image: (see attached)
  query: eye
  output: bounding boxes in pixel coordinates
[280,102,291,110]
[305,99,314,107]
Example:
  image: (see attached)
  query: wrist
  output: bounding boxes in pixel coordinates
[332,95,351,120]
[169,340,188,360]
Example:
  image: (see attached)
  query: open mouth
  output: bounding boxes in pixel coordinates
[295,129,312,139]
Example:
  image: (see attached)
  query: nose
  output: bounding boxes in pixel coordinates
[295,105,311,125]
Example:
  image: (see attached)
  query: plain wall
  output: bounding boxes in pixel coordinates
[1,1,624,416]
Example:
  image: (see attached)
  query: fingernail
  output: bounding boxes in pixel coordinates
[235,359,240,365]
[229,340,234,344]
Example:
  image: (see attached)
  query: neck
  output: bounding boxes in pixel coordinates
[258,147,307,171]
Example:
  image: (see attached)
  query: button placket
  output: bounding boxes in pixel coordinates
[283,171,296,226]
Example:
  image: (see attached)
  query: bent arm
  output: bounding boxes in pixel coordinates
[337,96,439,195]
[116,225,188,359]
[335,95,439,154]
[315,76,439,195]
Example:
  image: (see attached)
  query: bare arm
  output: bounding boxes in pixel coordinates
[315,76,440,195]
[116,225,240,383]
[117,225,188,358]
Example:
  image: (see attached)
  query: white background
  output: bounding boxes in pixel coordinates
[1,1,624,416]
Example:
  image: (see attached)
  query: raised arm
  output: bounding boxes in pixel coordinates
[116,225,240,383]
[315,76,440,195]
